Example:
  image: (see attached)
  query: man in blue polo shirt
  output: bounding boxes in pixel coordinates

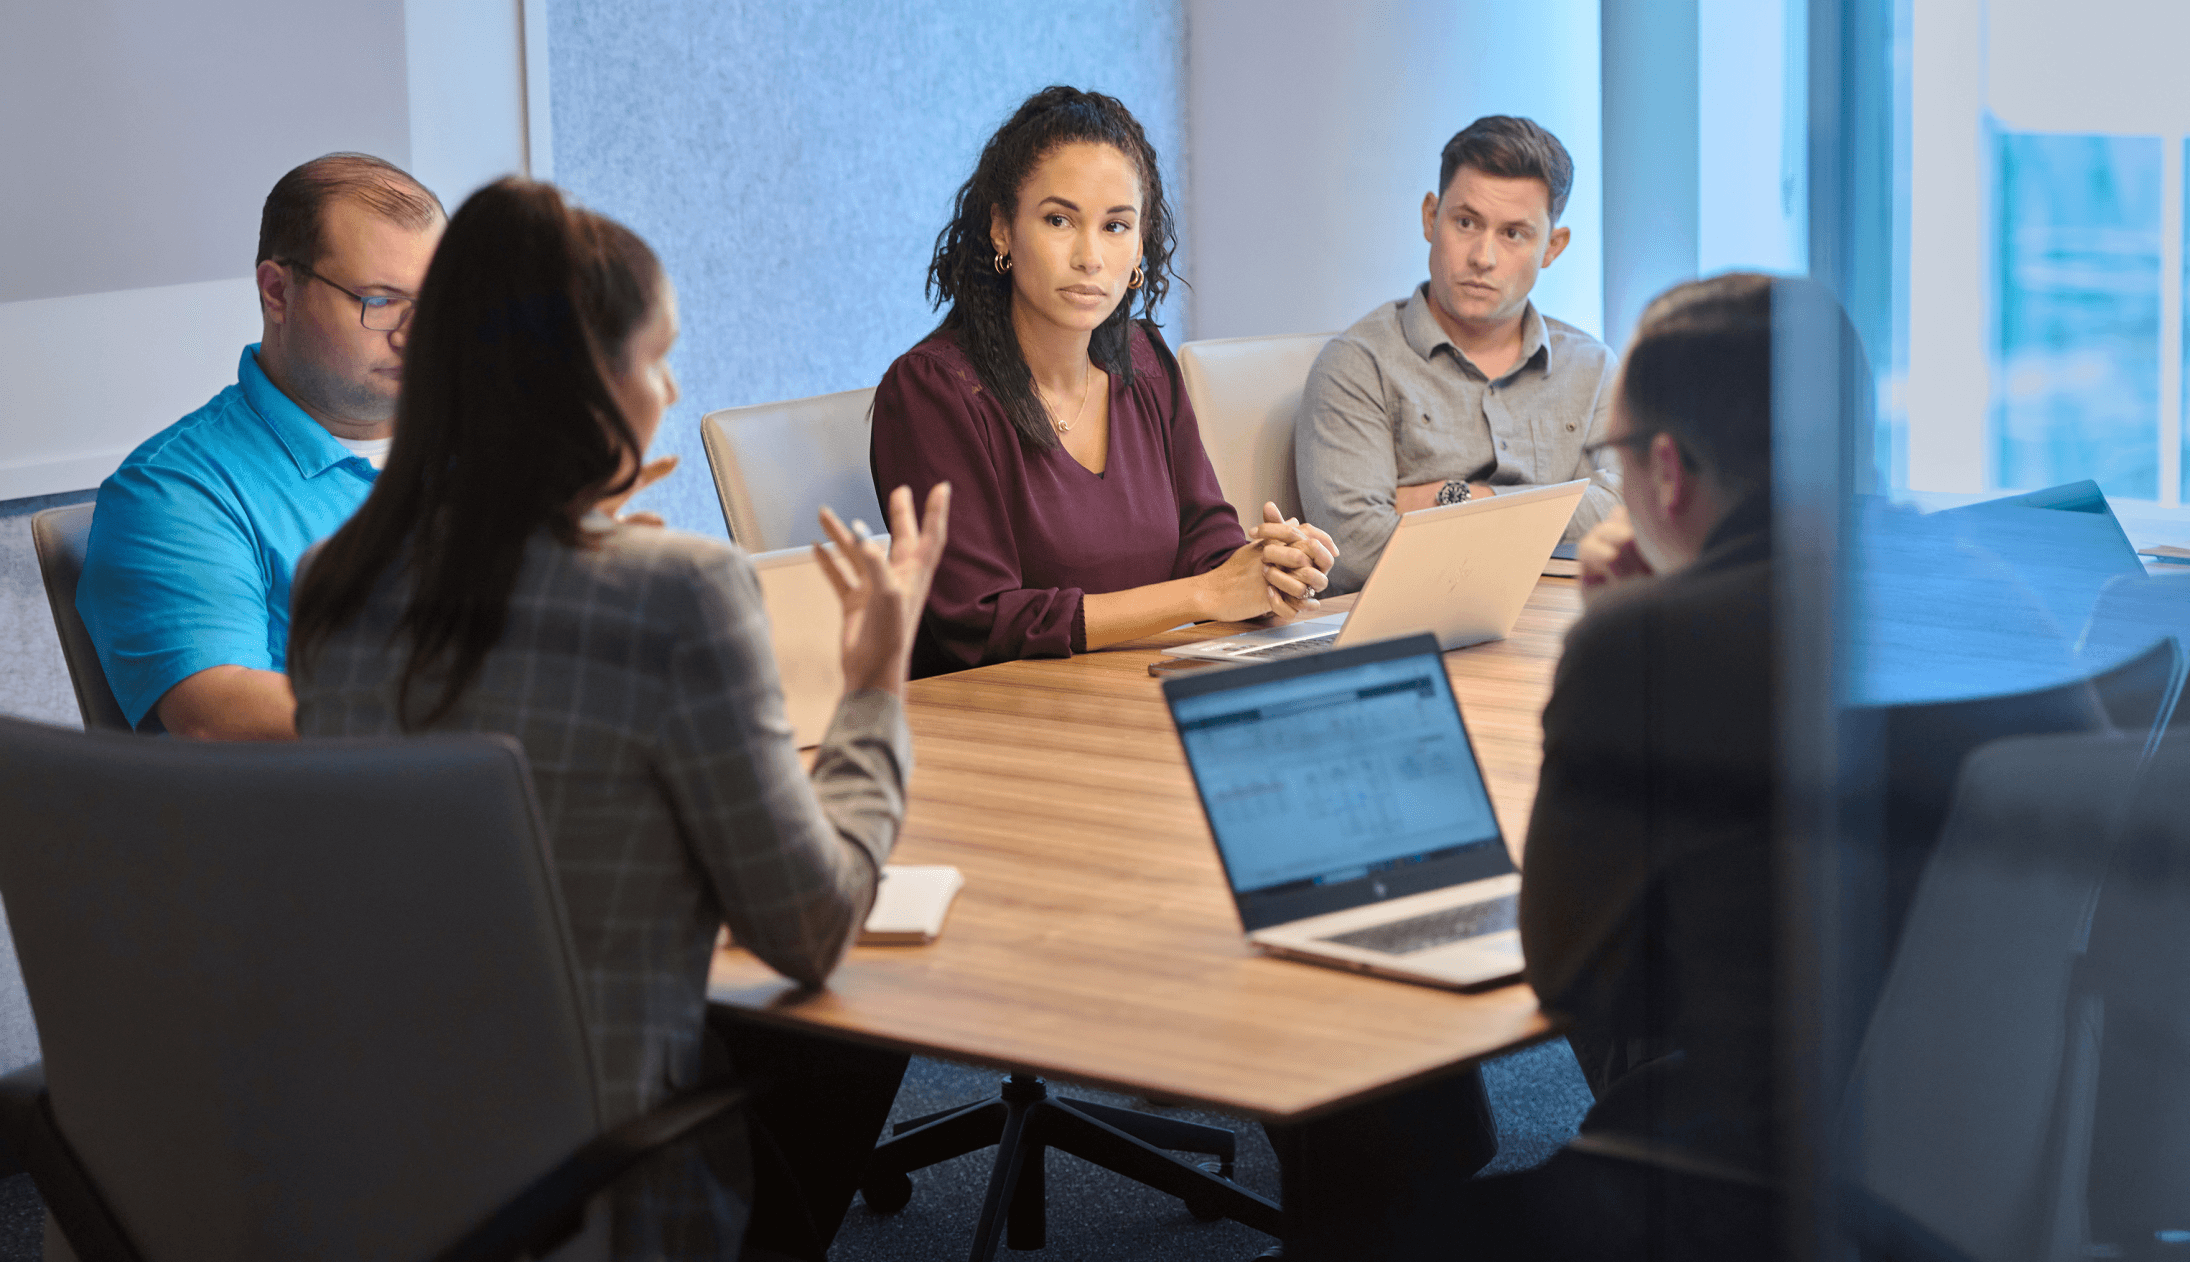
[78,153,444,738]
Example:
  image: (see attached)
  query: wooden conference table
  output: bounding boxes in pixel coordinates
[708,576,1584,1125]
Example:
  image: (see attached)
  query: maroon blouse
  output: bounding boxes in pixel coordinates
[870,327,1246,677]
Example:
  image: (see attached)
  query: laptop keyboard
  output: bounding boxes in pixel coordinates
[1228,633,1340,660]
[1318,894,1518,956]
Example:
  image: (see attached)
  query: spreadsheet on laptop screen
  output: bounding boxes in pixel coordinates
[1170,655,1502,895]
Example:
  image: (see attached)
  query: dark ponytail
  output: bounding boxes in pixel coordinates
[290,177,661,727]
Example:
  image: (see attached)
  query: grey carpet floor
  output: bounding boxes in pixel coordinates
[0,1040,1589,1261]
[831,1037,1589,1261]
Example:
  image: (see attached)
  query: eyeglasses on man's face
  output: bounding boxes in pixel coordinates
[1581,432,1654,461]
[281,259,415,332]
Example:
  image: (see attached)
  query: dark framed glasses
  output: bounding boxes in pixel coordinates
[1581,433,1654,460]
[282,260,415,332]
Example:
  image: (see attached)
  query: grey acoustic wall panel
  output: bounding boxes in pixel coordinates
[547,0,1187,535]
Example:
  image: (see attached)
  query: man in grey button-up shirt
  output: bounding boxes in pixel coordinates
[1298,116,1621,593]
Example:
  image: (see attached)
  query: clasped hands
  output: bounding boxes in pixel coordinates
[1243,501,1340,622]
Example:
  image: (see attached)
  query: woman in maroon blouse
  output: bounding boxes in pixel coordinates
[871,86,1336,677]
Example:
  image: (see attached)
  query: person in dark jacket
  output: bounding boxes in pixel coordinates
[1448,271,1836,1259]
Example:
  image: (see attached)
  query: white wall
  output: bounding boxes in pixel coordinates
[1185,0,1604,343]
[1904,0,2190,502]
[1696,0,1807,278]
[0,1,530,503]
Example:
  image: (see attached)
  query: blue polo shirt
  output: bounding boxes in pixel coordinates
[78,345,379,728]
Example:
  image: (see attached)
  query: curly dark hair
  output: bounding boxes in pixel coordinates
[924,85,1181,451]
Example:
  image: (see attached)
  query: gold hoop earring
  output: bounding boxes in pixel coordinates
[993,252,1013,274]
[1129,265,1145,289]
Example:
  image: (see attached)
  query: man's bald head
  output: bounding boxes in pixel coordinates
[256,152,443,273]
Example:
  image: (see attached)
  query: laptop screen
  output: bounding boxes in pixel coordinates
[1163,634,1513,931]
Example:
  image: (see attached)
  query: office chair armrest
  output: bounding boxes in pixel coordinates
[431,1078,759,1262]
[0,1063,148,1262]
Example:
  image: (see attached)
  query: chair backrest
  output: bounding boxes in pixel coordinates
[28,504,140,734]
[0,717,606,1262]
[700,388,882,552]
[751,543,850,750]
[1846,730,2146,1262]
[1863,644,2147,962]
[2073,735,2190,1252]
[2081,569,2190,733]
[1178,333,1335,524]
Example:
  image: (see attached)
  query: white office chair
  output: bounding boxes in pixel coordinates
[749,542,856,750]
[699,388,882,552]
[1177,333,1336,525]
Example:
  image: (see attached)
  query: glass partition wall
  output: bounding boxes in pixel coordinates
[1789,2,2190,1257]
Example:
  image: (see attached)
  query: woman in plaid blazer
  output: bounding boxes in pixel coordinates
[289,177,949,1261]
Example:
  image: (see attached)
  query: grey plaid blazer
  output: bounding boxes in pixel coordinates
[293,522,910,1260]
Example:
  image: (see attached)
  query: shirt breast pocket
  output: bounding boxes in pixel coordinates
[1390,389,1457,472]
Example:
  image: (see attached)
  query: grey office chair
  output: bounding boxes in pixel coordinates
[1844,730,2145,1261]
[1859,637,2181,966]
[699,388,883,551]
[1846,730,2190,1260]
[2080,569,2190,734]
[2072,735,2190,1253]
[28,503,147,734]
[0,716,751,1262]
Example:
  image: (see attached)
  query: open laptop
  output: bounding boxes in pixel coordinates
[1162,479,1587,663]
[1162,632,1524,990]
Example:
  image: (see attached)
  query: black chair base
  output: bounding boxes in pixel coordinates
[860,1073,1282,1261]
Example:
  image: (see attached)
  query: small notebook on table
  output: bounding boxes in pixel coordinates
[859,865,966,945]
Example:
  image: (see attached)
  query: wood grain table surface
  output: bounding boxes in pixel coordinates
[709,578,1585,1122]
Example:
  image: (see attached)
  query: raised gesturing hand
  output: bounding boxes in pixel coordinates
[814,482,952,696]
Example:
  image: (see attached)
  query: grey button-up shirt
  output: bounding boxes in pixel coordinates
[1296,285,1622,592]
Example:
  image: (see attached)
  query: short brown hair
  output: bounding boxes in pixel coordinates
[255,152,444,270]
[1438,116,1574,224]
[1619,273,1776,496]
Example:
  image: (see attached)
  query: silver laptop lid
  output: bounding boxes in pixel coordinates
[1341,478,1588,651]
[1162,633,1514,932]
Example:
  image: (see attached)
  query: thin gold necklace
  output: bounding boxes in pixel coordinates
[1048,358,1093,434]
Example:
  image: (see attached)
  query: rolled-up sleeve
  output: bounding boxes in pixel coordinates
[1295,336,1400,594]
[870,349,1082,669]
[652,547,911,988]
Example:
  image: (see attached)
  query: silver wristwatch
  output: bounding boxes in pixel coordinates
[1435,479,1472,506]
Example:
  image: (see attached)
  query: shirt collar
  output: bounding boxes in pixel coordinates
[236,344,375,481]
[1400,284,1553,380]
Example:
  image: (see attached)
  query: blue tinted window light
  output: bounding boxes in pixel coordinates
[1992,131,2161,500]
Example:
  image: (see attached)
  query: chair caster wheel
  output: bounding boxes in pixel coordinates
[860,1170,913,1213]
